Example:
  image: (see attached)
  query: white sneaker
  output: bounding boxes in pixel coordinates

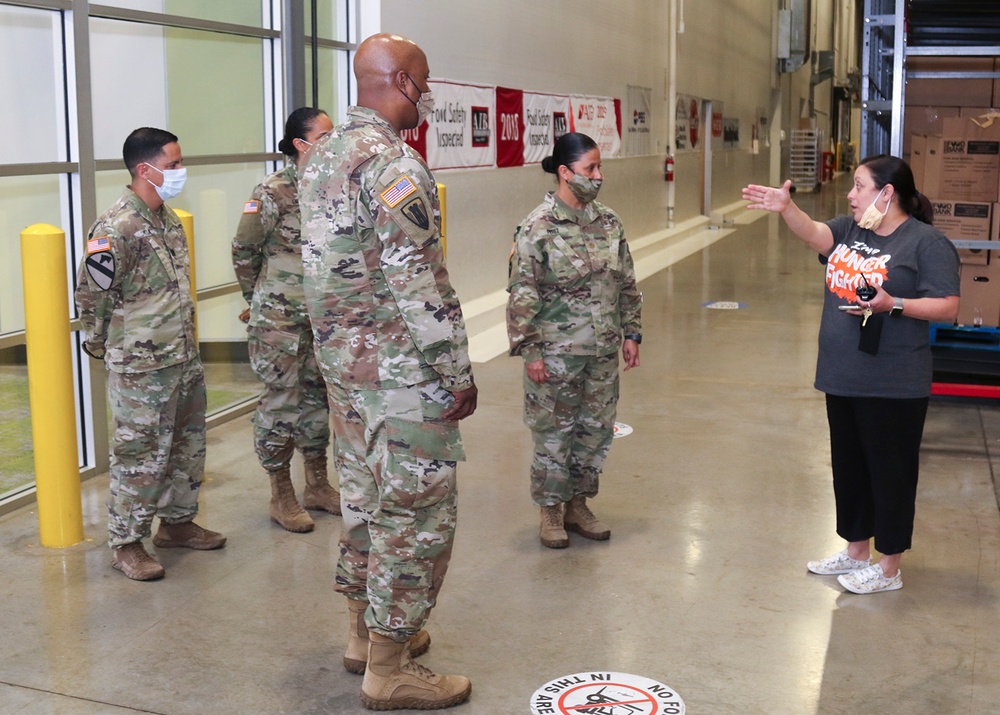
[837,563,903,594]
[806,549,872,575]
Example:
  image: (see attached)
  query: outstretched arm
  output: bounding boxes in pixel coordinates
[742,179,835,255]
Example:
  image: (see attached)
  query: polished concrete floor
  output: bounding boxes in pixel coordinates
[3,176,1000,714]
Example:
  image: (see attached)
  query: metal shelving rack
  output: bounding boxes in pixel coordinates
[859,0,905,159]
[789,129,820,191]
[860,0,1000,161]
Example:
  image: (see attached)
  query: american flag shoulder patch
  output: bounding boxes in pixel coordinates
[87,235,110,254]
[243,200,260,214]
[380,176,418,208]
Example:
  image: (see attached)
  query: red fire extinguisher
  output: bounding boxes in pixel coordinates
[664,153,674,182]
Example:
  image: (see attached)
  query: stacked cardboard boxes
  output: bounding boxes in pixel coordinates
[905,56,1000,327]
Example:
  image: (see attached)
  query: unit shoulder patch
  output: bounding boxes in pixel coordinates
[400,197,430,230]
[85,251,116,291]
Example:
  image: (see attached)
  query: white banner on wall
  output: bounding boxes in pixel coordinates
[422,79,496,170]
[624,85,652,156]
[570,95,621,158]
[524,92,571,164]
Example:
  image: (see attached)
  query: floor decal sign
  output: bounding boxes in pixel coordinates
[613,422,633,438]
[530,671,686,715]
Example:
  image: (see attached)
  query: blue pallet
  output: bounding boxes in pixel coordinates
[929,323,1000,351]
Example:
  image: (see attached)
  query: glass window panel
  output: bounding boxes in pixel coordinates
[164,29,265,156]
[305,47,351,121]
[0,7,62,164]
[305,0,348,42]
[198,292,259,415]
[90,19,170,160]
[0,175,64,336]
[0,345,33,500]
[97,0,263,27]
[90,21,264,160]
[164,0,263,27]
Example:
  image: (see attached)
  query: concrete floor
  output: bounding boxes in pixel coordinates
[2,177,1000,714]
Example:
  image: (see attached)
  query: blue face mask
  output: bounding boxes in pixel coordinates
[144,163,187,201]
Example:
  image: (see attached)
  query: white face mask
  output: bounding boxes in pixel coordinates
[857,186,889,230]
[402,74,435,125]
[144,163,187,201]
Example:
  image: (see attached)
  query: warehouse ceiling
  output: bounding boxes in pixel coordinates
[907,0,1000,47]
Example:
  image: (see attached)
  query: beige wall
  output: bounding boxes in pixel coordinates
[379,0,844,306]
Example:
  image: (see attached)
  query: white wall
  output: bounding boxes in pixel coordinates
[379,0,785,308]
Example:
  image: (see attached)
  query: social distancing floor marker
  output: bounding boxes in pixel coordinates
[613,422,633,438]
[530,671,685,714]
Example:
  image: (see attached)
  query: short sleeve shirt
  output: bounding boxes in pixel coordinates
[814,215,960,398]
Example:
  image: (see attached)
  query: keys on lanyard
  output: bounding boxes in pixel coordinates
[856,274,877,327]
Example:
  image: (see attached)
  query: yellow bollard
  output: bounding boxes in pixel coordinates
[436,182,447,257]
[20,224,84,548]
[173,209,197,338]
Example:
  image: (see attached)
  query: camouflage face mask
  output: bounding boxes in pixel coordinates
[567,173,603,204]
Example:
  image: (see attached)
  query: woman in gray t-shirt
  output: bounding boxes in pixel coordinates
[742,155,960,595]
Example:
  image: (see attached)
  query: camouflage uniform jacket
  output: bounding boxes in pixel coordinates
[299,106,473,392]
[75,187,198,373]
[232,163,310,353]
[507,191,642,363]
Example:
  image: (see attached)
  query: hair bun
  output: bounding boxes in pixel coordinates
[541,156,556,174]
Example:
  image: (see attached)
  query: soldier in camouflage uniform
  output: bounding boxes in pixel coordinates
[75,127,226,582]
[298,33,477,711]
[232,107,341,534]
[507,132,642,550]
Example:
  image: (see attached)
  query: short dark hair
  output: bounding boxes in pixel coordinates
[123,127,179,177]
[541,132,599,176]
[858,154,933,225]
[278,107,329,158]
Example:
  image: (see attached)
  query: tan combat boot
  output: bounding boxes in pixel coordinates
[540,503,569,548]
[302,455,342,515]
[153,520,227,549]
[267,467,315,533]
[361,632,471,710]
[344,598,431,675]
[563,495,611,540]
[111,541,165,581]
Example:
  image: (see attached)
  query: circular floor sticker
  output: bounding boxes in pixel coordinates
[530,671,685,714]
[613,422,633,438]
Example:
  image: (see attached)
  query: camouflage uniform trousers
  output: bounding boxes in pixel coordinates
[248,326,330,471]
[107,358,207,547]
[524,352,619,506]
[328,378,463,639]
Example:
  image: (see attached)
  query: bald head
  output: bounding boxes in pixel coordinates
[354,33,430,132]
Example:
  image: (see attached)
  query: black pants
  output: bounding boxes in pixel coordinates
[825,394,929,555]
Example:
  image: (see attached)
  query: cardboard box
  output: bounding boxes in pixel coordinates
[930,199,994,265]
[957,261,1000,327]
[922,118,1000,202]
[905,57,995,106]
[919,135,943,197]
[903,106,959,157]
[910,133,928,187]
[959,107,998,120]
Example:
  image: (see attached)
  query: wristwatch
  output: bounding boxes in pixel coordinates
[889,297,904,317]
[624,333,642,344]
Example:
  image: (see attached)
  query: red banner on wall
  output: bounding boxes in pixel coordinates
[496,87,525,168]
